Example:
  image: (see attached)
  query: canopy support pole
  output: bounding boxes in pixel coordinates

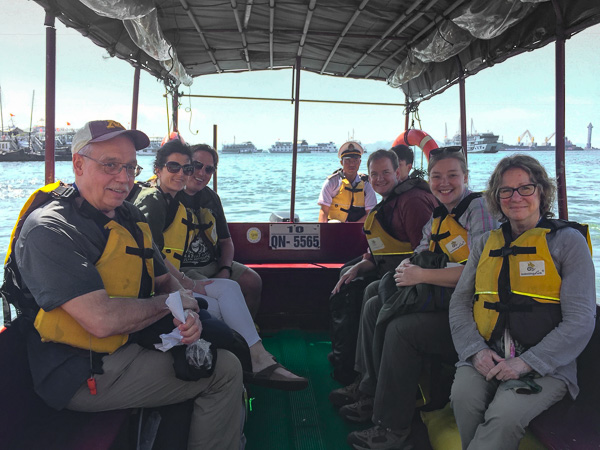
[131,66,141,130]
[172,89,179,133]
[213,124,218,191]
[290,57,301,223]
[44,12,56,184]
[552,0,568,219]
[457,58,468,166]
[404,96,409,131]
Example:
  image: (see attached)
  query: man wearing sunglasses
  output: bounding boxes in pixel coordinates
[318,141,377,223]
[177,144,264,320]
[6,120,243,449]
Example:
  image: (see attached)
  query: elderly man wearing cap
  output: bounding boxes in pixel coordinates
[318,141,377,223]
[7,120,243,449]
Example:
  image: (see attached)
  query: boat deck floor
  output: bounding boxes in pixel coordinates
[245,329,433,450]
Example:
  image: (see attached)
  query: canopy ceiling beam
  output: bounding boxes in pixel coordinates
[365,0,464,79]
[344,0,433,78]
[230,0,252,70]
[269,0,275,68]
[320,0,370,74]
[244,0,254,29]
[179,0,222,73]
[297,0,317,57]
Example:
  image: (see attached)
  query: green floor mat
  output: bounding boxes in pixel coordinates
[244,329,364,450]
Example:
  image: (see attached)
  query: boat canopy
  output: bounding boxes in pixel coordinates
[32,0,600,102]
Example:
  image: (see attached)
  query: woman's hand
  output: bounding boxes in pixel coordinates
[180,289,200,312]
[471,348,504,377]
[174,310,202,344]
[486,356,532,382]
[394,263,422,286]
[191,279,213,295]
[332,267,358,294]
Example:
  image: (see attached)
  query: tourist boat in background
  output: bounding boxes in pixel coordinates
[2,1,599,449]
[137,136,163,154]
[445,120,500,153]
[269,139,311,153]
[309,142,337,152]
[222,141,259,153]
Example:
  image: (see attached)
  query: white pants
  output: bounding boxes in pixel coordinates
[197,279,261,347]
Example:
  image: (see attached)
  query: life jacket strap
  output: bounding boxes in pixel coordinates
[489,246,536,258]
[430,231,451,243]
[483,301,532,313]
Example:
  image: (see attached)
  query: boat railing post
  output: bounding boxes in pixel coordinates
[552,0,568,219]
[213,124,218,192]
[172,88,179,133]
[290,57,301,223]
[456,57,468,166]
[45,12,56,184]
[404,96,409,131]
[131,65,141,130]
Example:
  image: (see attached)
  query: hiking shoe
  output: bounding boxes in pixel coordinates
[329,378,361,408]
[347,426,414,450]
[339,395,374,423]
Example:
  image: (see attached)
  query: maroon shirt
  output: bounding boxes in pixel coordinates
[364,182,437,262]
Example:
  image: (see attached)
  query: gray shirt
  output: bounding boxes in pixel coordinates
[15,196,167,409]
[449,225,596,398]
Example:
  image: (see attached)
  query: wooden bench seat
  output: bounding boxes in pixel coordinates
[229,222,367,330]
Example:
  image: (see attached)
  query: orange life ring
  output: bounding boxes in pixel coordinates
[161,132,186,146]
[393,129,438,161]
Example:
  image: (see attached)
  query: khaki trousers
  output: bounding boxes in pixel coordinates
[67,344,243,450]
[451,365,567,450]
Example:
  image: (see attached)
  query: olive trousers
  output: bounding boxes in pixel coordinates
[451,365,567,450]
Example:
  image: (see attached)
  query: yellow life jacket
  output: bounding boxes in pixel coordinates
[5,182,155,354]
[195,206,218,247]
[473,219,591,348]
[163,200,198,269]
[363,178,427,272]
[428,192,481,264]
[328,170,368,222]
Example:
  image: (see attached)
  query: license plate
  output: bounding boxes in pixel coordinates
[269,224,320,250]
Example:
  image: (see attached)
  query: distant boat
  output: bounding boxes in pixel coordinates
[137,136,162,154]
[504,136,584,152]
[309,142,337,153]
[0,128,73,161]
[270,140,311,153]
[446,131,500,153]
[221,141,259,153]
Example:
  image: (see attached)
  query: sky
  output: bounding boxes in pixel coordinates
[1,0,599,151]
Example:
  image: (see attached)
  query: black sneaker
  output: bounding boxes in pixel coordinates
[338,395,374,423]
[347,426,414,450]
[329,378,361,408]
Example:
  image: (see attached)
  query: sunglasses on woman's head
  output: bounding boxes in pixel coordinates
[192,161,216,174]
[165,161,194,175]
[429,146,464,157]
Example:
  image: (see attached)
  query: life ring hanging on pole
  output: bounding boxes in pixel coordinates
[393,129,438,161]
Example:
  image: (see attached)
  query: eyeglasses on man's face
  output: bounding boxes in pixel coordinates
[81,154,142,177]
[342,155,361,162]
[192,161,216,174]
[497,184,537,199]
[165,161,194,175]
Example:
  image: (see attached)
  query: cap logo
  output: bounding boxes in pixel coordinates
[106,120,124,129]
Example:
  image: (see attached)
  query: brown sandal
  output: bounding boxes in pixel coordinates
[244,362,308,391]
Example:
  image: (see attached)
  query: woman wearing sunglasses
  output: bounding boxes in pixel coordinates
[132,140,307,390]
[337,146,497,450]
[449,154,595,449]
